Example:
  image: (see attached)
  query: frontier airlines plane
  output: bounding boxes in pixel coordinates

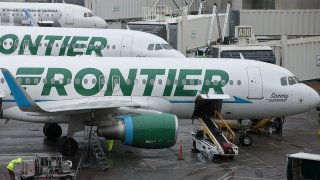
[0,2,107,28]
[0,26,184,57]
[0,56,319,156]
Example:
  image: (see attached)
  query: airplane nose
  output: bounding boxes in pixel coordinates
[95,18,107,28]
[308,87,320,108]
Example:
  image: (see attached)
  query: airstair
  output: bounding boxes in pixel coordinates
[82,126,111,171]
[192,94,238,161]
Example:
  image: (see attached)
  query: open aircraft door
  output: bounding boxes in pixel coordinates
[246,67,263,99]
[120,36,133,56]
[65,7,74,25]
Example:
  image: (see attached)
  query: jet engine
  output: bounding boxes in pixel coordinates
[98,114,178,149]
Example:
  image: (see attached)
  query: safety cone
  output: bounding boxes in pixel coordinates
[178,139,184,160]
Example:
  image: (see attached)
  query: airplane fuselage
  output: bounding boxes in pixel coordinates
[0,26,184,58]
[1,56,319,123]
[0,2,107,28]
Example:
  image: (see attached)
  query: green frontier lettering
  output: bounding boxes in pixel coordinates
[75,68,103,96]
[41,68,72,96]
[0,34,18,54]
[105,68,137,96]
[0,34,108,56]
[201,70,229,94]
[174,69,202,96]
[18,35,43,55]
[16,67,44,86]
[140,69,165,96]
[44,35,63,55]
[67,36,89,56]
[85,37,107,57]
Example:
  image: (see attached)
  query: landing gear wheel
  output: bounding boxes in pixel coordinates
[58,137,78,156]
[239,135,252,146]
[43,123,62,140]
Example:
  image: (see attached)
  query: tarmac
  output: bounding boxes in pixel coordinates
[0,107,319,180]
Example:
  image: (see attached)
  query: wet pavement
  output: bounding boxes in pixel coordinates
[0,108,319,180]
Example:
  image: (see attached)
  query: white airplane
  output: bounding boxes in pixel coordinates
[0,56,319,156]
[0,26,184,58]
[0,2,107,28]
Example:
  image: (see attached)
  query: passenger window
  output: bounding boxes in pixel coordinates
[190,79,194,85]
[198,79,202,85]
[50,78,55,84]
[34,78,39,84]
[166,79,171,85]
[237,80,241,86]
[288,77,296,85]
[67,78,72,84]
[213,80,218,85]
[92,79,96,84]
[205,80,210,86]
[126,79,131,85]
[158,79,162,85]
[0,78,4,84]
[174,79,178,85]
[59,78,63,84]
[280,77,287,86]
[182,79,186,85]
[134,79,138,85]
[142,79,147,85]
[221,80,226,86]
[107,45,110,49]
[229,80,233,85]
[75,78,80,85]
[42,78,47,84]
[155,44,163,50]
[150,79,154,85]
[148,44,154,50]
[83,79,88,84]
[17,78,22,84]
[112,45,115,49]
[25,78,30,85]
[100,78,105,84]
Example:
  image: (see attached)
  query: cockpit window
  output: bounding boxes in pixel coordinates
[288,77,296,85]
[84,12,93,17]
[148,44,154,51]
[155,44,163,50]
[292,76,300,83]
[281,77,287,86]
[162,44,172,50]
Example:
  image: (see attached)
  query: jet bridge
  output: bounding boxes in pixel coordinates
[192,94,238,160]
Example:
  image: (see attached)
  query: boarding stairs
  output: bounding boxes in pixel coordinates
[192,95,238,160]
[82,126,110,171]
[197,111,238,157]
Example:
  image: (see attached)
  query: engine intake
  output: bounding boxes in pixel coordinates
[98,114,178,149]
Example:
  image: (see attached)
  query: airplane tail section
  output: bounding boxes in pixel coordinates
[1,68,44,112]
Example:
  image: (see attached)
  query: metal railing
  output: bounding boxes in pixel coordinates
[214,110,236,143]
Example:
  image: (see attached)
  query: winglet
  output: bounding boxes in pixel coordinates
[1,68,43,112]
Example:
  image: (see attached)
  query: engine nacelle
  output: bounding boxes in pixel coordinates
[98,114,178,149]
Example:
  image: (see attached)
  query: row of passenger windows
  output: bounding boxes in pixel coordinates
[148,44,173,51]
[0,78,243,86]
[0,12,62,18]
[280,76,300,86]
[0,41,115,50]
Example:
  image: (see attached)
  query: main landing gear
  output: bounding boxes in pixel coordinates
[43,122,81,156]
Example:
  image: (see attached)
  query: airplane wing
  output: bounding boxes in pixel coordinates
[1,68,141,114]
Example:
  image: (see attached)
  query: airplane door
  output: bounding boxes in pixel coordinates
[120,36,133,56]
[246,67,263,99]
[65,7,74,25]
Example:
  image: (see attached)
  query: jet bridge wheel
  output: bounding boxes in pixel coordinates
[239,134,252,146]
[43,123,62,140]
[58,136,78,156]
